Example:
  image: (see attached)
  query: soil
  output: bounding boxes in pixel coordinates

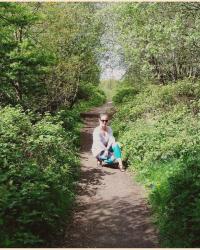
[62,102,159,248]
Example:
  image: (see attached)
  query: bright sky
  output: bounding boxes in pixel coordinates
[99,4,126,81]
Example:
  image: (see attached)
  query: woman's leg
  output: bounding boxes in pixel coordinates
[111,143,125,171]
[96,156,102,167]
[97,151,111,166]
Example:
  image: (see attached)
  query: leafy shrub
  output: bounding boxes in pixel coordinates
[112,86,139,104]
[0,106,79,247]
[75,83,106,111]
[150,161,200,247]
[112,79,200,247]
[0,78,105,247]
[112,80,200,133]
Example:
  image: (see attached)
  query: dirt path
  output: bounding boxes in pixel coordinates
[62,102,159,248]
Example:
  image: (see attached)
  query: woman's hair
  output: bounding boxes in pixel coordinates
[99,113,109,119]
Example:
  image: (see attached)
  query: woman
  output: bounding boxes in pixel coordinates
[91,113,125,172]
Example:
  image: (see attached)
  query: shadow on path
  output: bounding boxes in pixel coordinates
[64,196,158,248]
[61,102,159,248]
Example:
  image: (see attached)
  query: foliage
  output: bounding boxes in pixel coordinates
[100,79,119,101]
[0,73,105,247]
[71,83,106,114]
[0,3,103,112]
[112,79,200,247]
[39,3,103,112]
[109,3,200,246]
[0,3,52,109]
[112,83,139,104]
[113,3,200,84]
[150,160,200,247]
[0,3,106,247]
[0,106,79,246]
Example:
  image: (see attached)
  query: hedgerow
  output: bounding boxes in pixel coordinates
[112,79,200,247]
[0,106,78,247]
[0,84,105,247]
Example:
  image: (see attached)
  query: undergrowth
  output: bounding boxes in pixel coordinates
[0,85,105,247]
[112,79,200,247]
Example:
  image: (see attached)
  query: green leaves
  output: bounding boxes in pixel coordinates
[0,3,52,109]
[0,3,105,247]
[113,3,200,83]
[37,3,103,112]
[0,3,102,112]
[0,79,104,246]
[0,106,79,247]
[112,79,200,247]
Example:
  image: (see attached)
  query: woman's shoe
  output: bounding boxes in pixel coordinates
[119,165,125,172]
[97,160,102,168]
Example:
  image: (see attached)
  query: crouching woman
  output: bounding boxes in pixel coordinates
[91,113,125,172]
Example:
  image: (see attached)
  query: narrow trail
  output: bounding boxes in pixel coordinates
[62,102,159,248]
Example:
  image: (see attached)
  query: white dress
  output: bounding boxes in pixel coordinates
[91,126,116,157]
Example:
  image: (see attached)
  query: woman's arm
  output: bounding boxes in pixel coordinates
[106,127,116,150]
[93,128,107,150]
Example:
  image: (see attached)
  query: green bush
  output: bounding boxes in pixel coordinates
[75,83,106,111]
[0,79,106,247]
[112,79,200,247]
[112,86,139,104]
[150,160,200,247]
[112,80,200,136]
[0,106,79,247]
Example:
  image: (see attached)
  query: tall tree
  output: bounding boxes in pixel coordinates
[0,3,51,108]
[113,3,200,84]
